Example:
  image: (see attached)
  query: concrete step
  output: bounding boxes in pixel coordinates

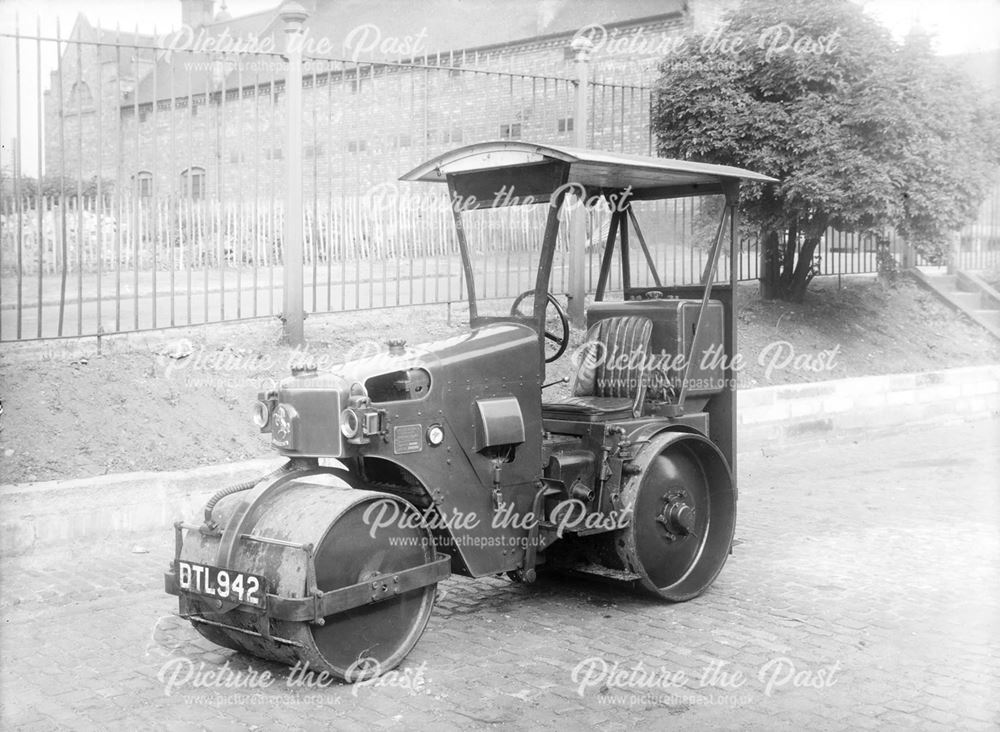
[909,268,1000,340]
[928,274,958,290]
[972,309,1000,327]
[958,270,1000,309]
[949,291,984,309]
[955,280,981,294]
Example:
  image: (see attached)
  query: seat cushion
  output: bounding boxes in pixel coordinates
[572,315,653,399]
[542,396,635,420]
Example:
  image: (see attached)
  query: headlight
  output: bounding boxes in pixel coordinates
[340,408,361,439]
[252,400,270,429]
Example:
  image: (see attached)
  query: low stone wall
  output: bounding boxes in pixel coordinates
[3,364,998,554]
[0,457,284,556]
[739,364,1000,447]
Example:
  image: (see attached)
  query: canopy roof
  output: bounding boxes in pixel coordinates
[400,141,776,203]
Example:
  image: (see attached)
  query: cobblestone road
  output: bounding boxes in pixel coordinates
[1,417,998,730]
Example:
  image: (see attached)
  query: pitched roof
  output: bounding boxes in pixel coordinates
[301,0,684,60]
[124,0,684,105]
[125,9,278,105]
[68,13,158,68]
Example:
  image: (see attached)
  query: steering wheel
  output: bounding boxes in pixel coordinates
[510,290,570,363]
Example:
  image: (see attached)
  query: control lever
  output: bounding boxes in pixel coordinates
[542,376,569,389]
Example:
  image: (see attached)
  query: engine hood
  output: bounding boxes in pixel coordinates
[323,322,539,403]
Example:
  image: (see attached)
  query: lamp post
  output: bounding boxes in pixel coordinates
[280,1,309,345]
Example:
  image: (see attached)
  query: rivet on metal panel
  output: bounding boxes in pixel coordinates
[312,589,326,626]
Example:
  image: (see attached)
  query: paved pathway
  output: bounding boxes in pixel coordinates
[1,418,998,730]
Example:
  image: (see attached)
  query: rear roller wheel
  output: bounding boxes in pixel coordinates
[611,432,736,601]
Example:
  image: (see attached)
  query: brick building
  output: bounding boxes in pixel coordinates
[44,0,732,199]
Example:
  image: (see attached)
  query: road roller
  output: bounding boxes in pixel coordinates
[164,141,776,680]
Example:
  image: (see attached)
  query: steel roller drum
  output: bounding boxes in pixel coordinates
[179,471,437,680]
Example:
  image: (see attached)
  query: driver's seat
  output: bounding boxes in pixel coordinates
[542,315,652,421]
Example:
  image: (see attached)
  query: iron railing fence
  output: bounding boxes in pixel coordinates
[0,21,655,340]
[954,184,1000,271]
[2,24,998,342]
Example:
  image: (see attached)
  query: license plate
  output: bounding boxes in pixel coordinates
[177,560,267,608]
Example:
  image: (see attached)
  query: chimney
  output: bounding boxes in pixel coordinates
[180,0,215,28]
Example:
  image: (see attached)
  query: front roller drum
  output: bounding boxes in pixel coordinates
[172,471,444,680]
[602,432,737,601]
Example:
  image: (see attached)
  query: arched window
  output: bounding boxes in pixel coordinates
[180,166,206,200]
[68,81,93,109]
[135,171,153,198]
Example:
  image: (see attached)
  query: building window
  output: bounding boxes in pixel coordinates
[229,150,244,164]
[557,117,574,133]
[136,171,153,198]
[181,167,206,200]
[347,140,368,153]
[265,148,283,161]
[442,129,463,144]
[499,123,522,140]
[68,81,93,109]
[304,144,325,158]
[390,134,411,148]
[349,77,364,93]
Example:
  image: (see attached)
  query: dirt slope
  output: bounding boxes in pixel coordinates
[1,275,996,483]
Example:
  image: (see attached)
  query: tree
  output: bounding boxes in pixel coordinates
[652,0,1000,301]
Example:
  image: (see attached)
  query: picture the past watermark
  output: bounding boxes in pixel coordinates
[153,337,841,384]
[572,655,843,703]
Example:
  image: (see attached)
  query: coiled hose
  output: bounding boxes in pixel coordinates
[202,460,296,528]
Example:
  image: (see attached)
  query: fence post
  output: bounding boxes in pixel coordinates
[280,2,309,346]
[567,36,593,329]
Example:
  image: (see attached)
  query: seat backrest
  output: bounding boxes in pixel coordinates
[572,315,652,400]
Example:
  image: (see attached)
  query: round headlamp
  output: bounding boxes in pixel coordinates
[340,408,361,439]
[252,400,270,428]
